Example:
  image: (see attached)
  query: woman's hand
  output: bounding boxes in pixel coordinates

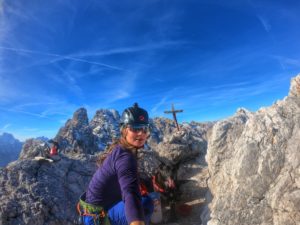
[130,221,145,225]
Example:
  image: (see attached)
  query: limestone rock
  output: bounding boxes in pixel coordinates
[204,74,300,225]
[19,139,47,160]
[150,118,177,142]
[0,153,97,225]
[289,74,300,97]
[154,128,208,166]
[90,109,121,150]
[55,108,98,154]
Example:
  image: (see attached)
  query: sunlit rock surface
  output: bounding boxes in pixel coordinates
[204,74,300,225]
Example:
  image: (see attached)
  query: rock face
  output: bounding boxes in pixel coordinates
[0,140,97,225]
[55,108,98,154]
[155,128,207,166]
[0,133,23,167]
[204,75,300,225]
[149,117,177,145]
[19,139,45,160]
[90,109,121,150]
[139,120,212,179]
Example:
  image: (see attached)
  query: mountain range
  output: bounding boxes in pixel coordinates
[0,133,23,167]
[0,74,299,225]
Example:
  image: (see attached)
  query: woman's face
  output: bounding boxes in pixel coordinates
[125,126,149,148]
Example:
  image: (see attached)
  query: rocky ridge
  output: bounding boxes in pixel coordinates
[203,74,300,225]
[0,106,211,225]
[1,74,299,225]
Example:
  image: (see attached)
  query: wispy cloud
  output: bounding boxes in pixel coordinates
[196,45,264,74]
[11,101,71,118]
[0,123,11,130]
[0,1,3,16]
[112,90,130,101]
[271,55,300,69]
[39,109,70,118]
[256,14,271,32]
[99,71,138,105]
[1,1,34,21]
[151,96,168,115]
[71,41,187,58]
[0,106,49,118]
[155,74,290,115]
[0,46,124,70]
[0,98,76,123]
[283,58,300,66]
[0,75,22,102]
[55,64,83,98]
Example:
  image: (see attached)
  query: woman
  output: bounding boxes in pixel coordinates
[78,103,153,225]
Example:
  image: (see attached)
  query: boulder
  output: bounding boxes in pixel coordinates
[154,128,207,166]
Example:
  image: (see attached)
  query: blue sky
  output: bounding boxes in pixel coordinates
[0,0,300,141]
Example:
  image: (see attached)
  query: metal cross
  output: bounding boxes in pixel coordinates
[164,103,183,131]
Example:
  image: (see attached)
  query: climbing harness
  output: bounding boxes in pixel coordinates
[76,193,111,225]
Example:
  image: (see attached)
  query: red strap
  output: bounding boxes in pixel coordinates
[152,175,165,193]
[139,183,149,196]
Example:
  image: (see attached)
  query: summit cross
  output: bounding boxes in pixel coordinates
[164,103,183,131]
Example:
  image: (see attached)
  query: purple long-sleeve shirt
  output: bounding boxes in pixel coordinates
[86,145,144,224]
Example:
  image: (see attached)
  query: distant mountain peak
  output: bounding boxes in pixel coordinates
[0,132,23,167]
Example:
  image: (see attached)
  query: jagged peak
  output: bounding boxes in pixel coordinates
[92,109,120,121]
[288,73,300,97]
[72,107,89,126]
[0,132,16,141]
[235,107,252,115]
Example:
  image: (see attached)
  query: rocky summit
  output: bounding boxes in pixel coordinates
[0,74,300,225]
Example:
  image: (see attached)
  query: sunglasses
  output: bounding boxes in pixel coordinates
[127,125,150,134]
